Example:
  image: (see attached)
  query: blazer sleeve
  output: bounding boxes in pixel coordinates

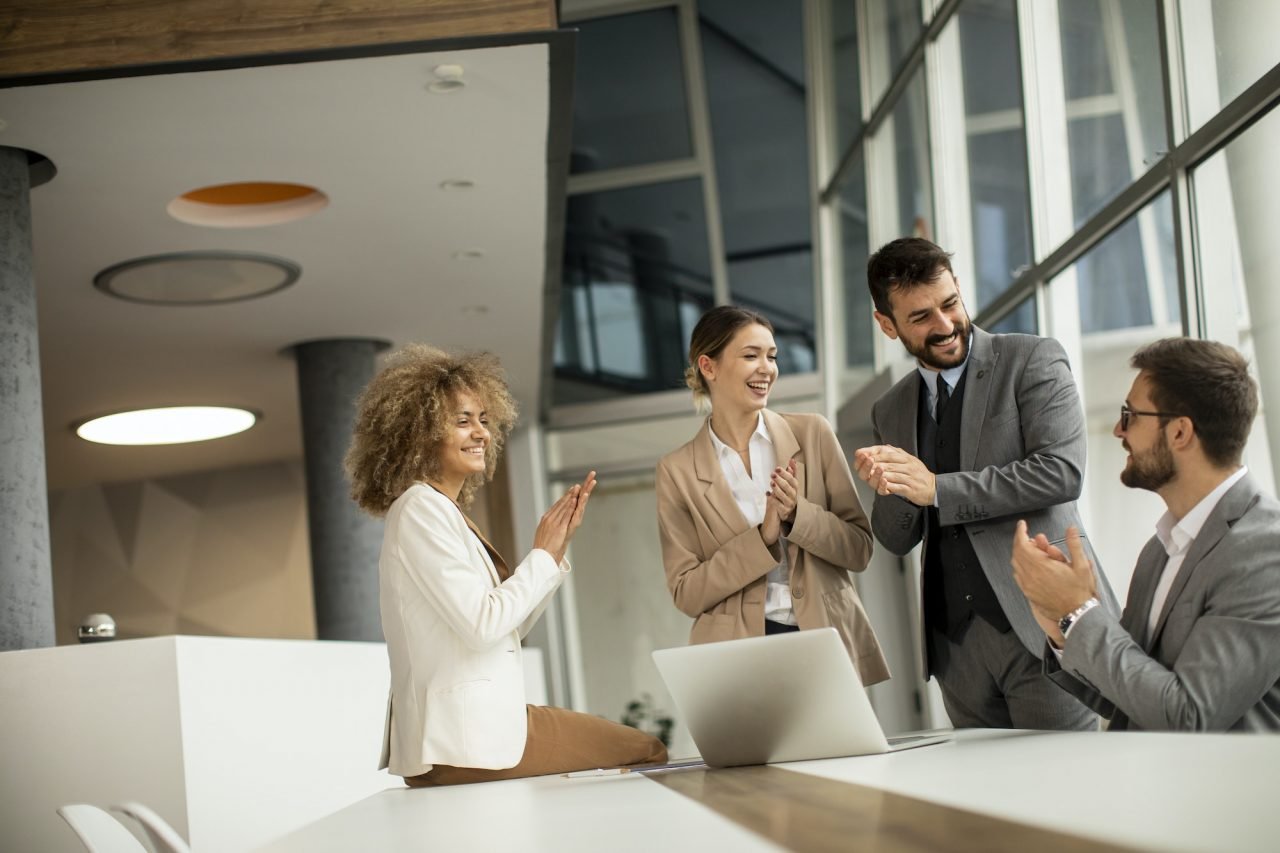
[1059,546,1280,730]
[396,491,566,651]
[518,558,570,639]
[867,399,926,556]
[934,336,1087,525]
[785,416,874,572]
[655,458,782,618]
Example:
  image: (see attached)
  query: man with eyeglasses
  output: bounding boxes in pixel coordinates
[854,237,1118,731]
[1012,337,1280,731]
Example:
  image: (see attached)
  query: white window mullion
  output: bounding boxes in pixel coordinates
[925,14,975,303]
[677,0,731,305]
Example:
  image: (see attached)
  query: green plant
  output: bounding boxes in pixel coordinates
[621,693,675,748]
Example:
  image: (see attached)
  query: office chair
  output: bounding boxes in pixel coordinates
[112,802,192,853]
[56,804,147,853]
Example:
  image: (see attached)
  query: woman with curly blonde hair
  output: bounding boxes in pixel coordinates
[347,344,666,786]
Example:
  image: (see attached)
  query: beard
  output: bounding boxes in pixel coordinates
[1120,430,1176,491]
[902,317,972,370]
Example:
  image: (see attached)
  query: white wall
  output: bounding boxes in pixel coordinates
[0,637,396,853]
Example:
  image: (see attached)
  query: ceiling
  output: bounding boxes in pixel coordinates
[0,40,554,490]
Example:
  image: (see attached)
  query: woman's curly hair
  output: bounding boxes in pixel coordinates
[345,344,518,515]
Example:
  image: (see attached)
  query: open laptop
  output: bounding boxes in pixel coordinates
[652,628,949,768]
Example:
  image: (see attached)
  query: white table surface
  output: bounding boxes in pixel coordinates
[256,729,1280,852]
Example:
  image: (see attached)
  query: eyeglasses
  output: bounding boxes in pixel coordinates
[1119,403,1186,431]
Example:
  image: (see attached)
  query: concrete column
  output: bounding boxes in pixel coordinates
[292,339,388,641]
[0,146,55,650]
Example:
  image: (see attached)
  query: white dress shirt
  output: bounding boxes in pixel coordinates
[707,414,796,625]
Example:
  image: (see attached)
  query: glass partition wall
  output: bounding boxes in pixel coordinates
[544,0,1280,737]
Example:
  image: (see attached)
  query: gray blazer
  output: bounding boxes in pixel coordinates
[868,327,1119,668]
[1050,474,1280,731]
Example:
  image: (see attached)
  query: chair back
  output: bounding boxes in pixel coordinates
[57,804,147,853]
[113,802,192,853]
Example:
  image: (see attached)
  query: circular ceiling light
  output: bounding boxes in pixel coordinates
[94,251,300,306]
[167,181,328,227]
[75,406,258,446]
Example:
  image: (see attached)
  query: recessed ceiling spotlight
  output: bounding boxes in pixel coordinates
[94,251,300,306]
[75,406,258,446]
[428,64,466,93]
[451,249,485,260]
[168,181,328,228]
[439,179,475,191]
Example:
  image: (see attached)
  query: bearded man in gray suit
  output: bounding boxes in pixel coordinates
[853,237,1116,730]
[1013,338,1280,731]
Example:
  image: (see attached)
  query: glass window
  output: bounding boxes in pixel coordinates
[828,0,863,157]
[1190,104,1280,490]
[1051,195,1180,603]
[988,297,1037,335]
[1181,1,1280,133]
[835,149,874,368]
[700,0,814,375]
[885,70,934,240]
[957,0,1033,313]
[571,9,693,173]
[1058,0,1167,225]
[865,0,924,107]
[1073,192,1177,335]
[554,180,714,404]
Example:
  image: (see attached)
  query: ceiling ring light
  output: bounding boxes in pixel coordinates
[74,406,260,446]
[94,251,301,306]
[167,181,328,228]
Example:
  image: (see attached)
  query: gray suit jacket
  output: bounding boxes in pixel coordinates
[868,327,1119,670]
[1050,474,1280,731]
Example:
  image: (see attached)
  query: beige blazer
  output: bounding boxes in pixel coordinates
[655,410,890,685]
[377,483,567,777]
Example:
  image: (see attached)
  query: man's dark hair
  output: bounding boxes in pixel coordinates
[866,237,955,317]
[1131,337,1258,467]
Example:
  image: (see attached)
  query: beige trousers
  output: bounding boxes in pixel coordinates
[404,705,668,787]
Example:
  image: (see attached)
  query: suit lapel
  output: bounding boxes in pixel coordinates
[693,419,750,536]
[425,481,508,585]
[1124,539,1168,650]
[1148,476,1258,647]
[960,328,996,472]
[884,374,923,452]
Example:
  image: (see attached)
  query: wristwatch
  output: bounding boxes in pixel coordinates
[1058,596,1100,636]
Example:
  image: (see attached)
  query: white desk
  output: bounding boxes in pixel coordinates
[256,730,1280,852]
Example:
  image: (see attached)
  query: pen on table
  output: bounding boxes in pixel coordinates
[563,767,631,778]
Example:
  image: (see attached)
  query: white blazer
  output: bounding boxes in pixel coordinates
[377,483,568,777]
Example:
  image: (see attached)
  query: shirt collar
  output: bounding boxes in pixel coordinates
[708,412,770,459]
[915,333,972,394]
[1154,465,1248,556]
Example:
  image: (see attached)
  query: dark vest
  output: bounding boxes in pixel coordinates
[918,371,1010,639]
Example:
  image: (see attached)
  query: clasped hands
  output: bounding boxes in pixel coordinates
[853,445,937,507]
[532,471,597,564]
[761,459,799,546]
[1010,521,1097,647]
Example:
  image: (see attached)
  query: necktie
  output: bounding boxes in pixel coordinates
[936,376,951,421]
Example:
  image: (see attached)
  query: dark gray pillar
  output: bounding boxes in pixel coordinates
[293,339,388,641]
[0,146,55,650]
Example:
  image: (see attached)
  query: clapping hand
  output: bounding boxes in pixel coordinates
[532,471,598,564]
[1010,522,1097,646]
[853,445,937,506]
